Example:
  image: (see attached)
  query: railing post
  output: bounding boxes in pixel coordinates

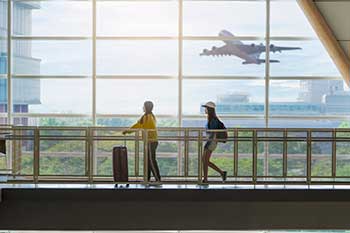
[177,129,183,178]
[11,128,20,177]
[143,130,149,185]
[33,127,40,183]
[252,130,257,184]
[307,130,312,185]
[85,128,89,182]
[197,129,203,184]
[283,129,288,178]
[5,126,13,176]
[87,128,93,184]
[234,129,238,178]
[135,130,140,178]
[184,129,189,178]
[332,129,336,179]
[263,131,269,178]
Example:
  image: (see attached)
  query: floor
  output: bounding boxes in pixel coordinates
[1,183,350,190]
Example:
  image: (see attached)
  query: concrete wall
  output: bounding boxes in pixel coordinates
[3,188,350,230]
[315,0,350,59]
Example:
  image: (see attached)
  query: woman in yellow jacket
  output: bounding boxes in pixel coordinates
[123,101,161,182]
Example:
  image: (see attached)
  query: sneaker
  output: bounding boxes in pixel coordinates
[221,171,227,182]
[149,181,162,186]
[201,179,209,185]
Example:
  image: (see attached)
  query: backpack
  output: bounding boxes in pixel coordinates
[216,119,228,143]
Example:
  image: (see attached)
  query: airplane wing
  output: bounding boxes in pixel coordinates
[269,44,302,53]
[200,45,235,56]
[200,44,263,64]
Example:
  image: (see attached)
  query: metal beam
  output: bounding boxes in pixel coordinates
[297,0,350,86]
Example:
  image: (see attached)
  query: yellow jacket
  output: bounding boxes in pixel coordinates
[130,114,158,141]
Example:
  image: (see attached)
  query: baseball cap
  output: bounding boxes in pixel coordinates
[201,101,216,109]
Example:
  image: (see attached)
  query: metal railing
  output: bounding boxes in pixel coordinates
[1,125,350,185]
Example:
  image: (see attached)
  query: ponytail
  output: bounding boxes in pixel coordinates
[140,112,156,124]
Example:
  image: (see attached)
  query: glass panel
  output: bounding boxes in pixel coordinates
[0,115,7,124]
[97,40,177,75]
[311,141,332,177]
[97,117,178,128]
[96,79,178,115]
[0,0,7,75]
[40,140,86,176]
[188,139,199,177]
[0,78,7,115]
[12,0,92,36]
[182,118,265,128]
[238,131,253,177]
[271,0,316,37]
[6,128,35,177]
[269,40,341,77]
[257,141,283,177]
[15,137,34,176]
[183,80,265,115]
[12,78,92,114]
[95,138,137,177]
[183,1,265,37]
[270,119,350,129]
[13,117,92,126]
[336,135,350,177]
[12,40,92,75]
[97,1,177,36]
[287,140,307,177]
[209,140,234,178]
[157,140,179,177]
[336,128,350,177]
[270,80,350,116]
[183,40,266,76]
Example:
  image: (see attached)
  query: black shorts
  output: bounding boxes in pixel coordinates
[204,141,218,151]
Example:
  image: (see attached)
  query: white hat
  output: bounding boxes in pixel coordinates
[201,101,216,109]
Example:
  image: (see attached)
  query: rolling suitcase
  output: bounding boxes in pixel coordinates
[112,145,129,187]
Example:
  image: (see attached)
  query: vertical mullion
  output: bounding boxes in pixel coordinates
[7,0,12,124]
[263,0,271,177]
[332,129,336,178]
[265,0,270,128]
[177,0,183,176]
[178,0,183,127]
[92,0,97,126]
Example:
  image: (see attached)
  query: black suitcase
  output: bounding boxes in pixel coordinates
[112,146,129,186]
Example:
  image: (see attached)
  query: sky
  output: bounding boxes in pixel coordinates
[6,0,346,115]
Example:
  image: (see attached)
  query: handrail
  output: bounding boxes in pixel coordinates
[1,125,350,185]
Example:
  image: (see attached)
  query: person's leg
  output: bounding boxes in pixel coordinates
[208,161,224,175]
[147,143,155,180]
[202,149,211,182]
[207,144,226,181]
[147,145,151,181]
[150,142,161,181]
[148,142,161,181]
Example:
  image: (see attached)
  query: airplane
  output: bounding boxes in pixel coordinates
[200,30,302,65]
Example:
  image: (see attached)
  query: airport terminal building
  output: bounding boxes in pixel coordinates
[0,0,41,125]
[0,0,350,232]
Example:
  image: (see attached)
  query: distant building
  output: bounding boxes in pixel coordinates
[0,1,41,125]
[204,83,350,116]
[324,91,350,114]
[298,80,344,103]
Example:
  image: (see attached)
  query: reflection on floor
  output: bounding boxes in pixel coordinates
[0,231,348,233]
[1,183,350,190]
